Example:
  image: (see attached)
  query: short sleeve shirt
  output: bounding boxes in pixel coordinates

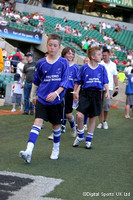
[23,62,36,83]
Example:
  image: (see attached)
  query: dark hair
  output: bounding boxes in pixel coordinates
[131,68,133,74]
[61,47,75,58]
[47,33,61,45]
[102,49,110,54]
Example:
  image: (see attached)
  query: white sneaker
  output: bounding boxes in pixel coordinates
[97,123,103,129]
[103,121,108,129]
[11,108,16,112]
[48,133,54,140]
[73,136,84,147]
[50,148,59,160]
[19,151,31,163]
[85,142,92,149]
[84,124,87,130]
[71,126,77,137]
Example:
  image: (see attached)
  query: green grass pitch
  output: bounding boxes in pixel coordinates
[0,106,133,200]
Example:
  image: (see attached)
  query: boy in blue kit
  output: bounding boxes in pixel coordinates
[61,47,79,136]
[48,47,79,139]
[19,34,69,162]
[73,46,110,149]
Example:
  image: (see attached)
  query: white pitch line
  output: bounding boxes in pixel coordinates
[0,171,64,200]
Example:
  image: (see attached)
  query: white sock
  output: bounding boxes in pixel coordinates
[26,142,34,154]
[53,142,60,150]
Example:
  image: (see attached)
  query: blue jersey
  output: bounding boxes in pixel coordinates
[76,63,109,90]
[67,63,79,89]
[33,57,69,105]
[125,74,133,94]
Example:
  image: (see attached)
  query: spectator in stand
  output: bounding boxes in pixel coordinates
[114,39,118,45]
[113,58,119,65]
[78,31,82,37]
[32,12,39,20]
[101,21,106,33]
[55,22,61,31]
[99,22,102,33]
[120,59,127,66]
[102,42,108,50]
[103,34,109,41]
[106,23,111,29]
[63,17,68,23]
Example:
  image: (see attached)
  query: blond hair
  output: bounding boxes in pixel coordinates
[87,46,101,60]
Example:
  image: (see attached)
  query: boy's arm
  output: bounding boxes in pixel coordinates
[46,86,64,102]
[73,83,81,102]
[30,83,39,105]
[104,84,110,100]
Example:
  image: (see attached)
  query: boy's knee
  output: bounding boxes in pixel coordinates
[77,112,84,121]
[34,118,43,127]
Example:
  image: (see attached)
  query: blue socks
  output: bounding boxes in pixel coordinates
[26,125,41,154]
[68,115,75,128]
[53,128,61,144]
[77,129,84,139]
[86,132,93,142]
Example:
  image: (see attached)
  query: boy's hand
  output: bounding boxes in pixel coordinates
[105,92,110,100]
[32,96,38,106]
[46,92,57,102]
[73,92,79,102]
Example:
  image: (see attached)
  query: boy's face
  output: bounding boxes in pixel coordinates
[64,49,75,62]
[92,50,102,63]
[47,39,60,56]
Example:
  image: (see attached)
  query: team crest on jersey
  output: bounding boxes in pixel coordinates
[56,68,61,75]
[97,73,101,79]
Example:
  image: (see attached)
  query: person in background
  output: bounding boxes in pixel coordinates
[97,49,119,129]
[125,69,133,119]
[11,73,23,112]
[21,52,36,115]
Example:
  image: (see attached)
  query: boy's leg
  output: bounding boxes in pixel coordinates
[50,124,61,160]
[73,112,84,147]
[19,118,43,163]
[85,117,96,149]
[83,116,88,130]
[61,114,67,133]
[66,113,76,137]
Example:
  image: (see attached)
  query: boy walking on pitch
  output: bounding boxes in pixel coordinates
[19,34,69,162]
[48,47,79,139]
[61,47,79,136]
[73,47,110,149]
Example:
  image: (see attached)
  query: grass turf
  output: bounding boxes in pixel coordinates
[0,106,133,200]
